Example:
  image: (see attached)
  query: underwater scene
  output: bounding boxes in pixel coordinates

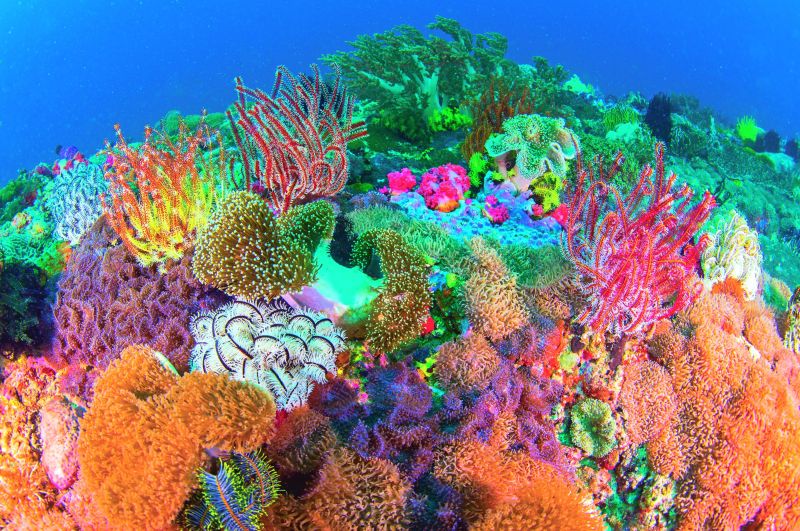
[2,7,800,531]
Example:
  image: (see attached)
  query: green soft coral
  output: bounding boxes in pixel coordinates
[484,114,578,193]
[352,229,431,354]
[569,398,617,457]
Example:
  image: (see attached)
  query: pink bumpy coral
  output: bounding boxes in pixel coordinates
[418,163,470,212]
[387,167,417,194]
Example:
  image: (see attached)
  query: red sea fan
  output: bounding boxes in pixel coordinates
[563,142,715,336]
[227,64,368,215]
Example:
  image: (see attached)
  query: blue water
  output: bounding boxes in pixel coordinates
[1,1,798,182]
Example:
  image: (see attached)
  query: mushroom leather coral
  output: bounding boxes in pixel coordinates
[646,292,800,529]
[76,345,276,531]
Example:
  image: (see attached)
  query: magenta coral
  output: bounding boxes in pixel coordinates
[417,163,470,212]
[387,167,417,194]
[564,143,715,335]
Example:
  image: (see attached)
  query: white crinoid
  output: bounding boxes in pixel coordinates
[189,297,345,409]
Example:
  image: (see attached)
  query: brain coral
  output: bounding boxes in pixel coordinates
[189,297,345,410]
[51,218,219,372]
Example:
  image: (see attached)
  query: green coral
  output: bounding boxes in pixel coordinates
[428,106,472,132]
[467,152,490,188]
[183,450,280,531]
[0,171,44,224]
[602,104,640,132]
[530,171,564,213]
[484,114,578,187]
[193,192,332,300]
[0,206,65,277]
[735,115,761,143]
[497,243,572,289]
[569,398,617,457]
[352,229,431,354]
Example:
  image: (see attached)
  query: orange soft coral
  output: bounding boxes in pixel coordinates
[0,357,76,529]
[618,361,676,447]
[434,413,601,528]
[646,292,800,529]
[76,345,276,530]
[464,237,529,341]
[264,448,411,530]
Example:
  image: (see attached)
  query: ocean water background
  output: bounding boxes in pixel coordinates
[0,0,798,183]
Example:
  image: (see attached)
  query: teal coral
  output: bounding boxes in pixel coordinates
[569,398,617,457]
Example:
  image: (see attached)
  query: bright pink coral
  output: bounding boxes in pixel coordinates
[482,194,509,224]
[387,167,417,194]
[417,163,470,212]
[563,143,715,336]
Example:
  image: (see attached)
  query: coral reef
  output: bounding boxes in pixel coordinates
[45,160,107,245]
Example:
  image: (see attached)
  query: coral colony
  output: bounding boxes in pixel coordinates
[2,16,800,531]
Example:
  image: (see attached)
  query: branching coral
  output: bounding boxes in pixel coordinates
[646,291,800,529]
[351,228,431,353]
[228,64,366,215]
[189,297,345,410]
[485,114,578,191]
[324,17,515,140]
[193,192,334,300]
[104,121,226,267]
[462,76,537,163]
[564,142,716,336]
[45,160,107,245]
[701,209,763,300]
[463,237,528,341]
[52,218,218,372]
[76,345,277,530]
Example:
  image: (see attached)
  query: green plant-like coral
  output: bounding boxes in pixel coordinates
[735,115,761,143]
[569,398,617,457]
[485,114,578,192]
[428,106,472,132]
[192,192,334,300]
[184,451,281,531]
[530,171,564,213]
[351,229,431,354]
[496,243,572,289]
[602,104,640,132]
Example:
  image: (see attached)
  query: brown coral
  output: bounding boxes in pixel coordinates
[265,448,411,530]
[464,237,528,341]
[76,345,276,530]
[435,331,501,393]
[266,405,338,476]
[646,291,800,529]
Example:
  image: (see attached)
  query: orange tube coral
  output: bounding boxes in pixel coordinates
[76,345,276,530]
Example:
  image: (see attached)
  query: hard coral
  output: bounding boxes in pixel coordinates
[52,218,217,372]
[228,64,366,215]
[104,121,225,267]
[76,345,276,531]
[193,192,333,300]
[189,297,345,410]
[564,142,715,336]
[569,398,617,457]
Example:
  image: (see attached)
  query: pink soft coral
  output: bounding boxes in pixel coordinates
[417,163,470,212]
[387,167,417,195]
